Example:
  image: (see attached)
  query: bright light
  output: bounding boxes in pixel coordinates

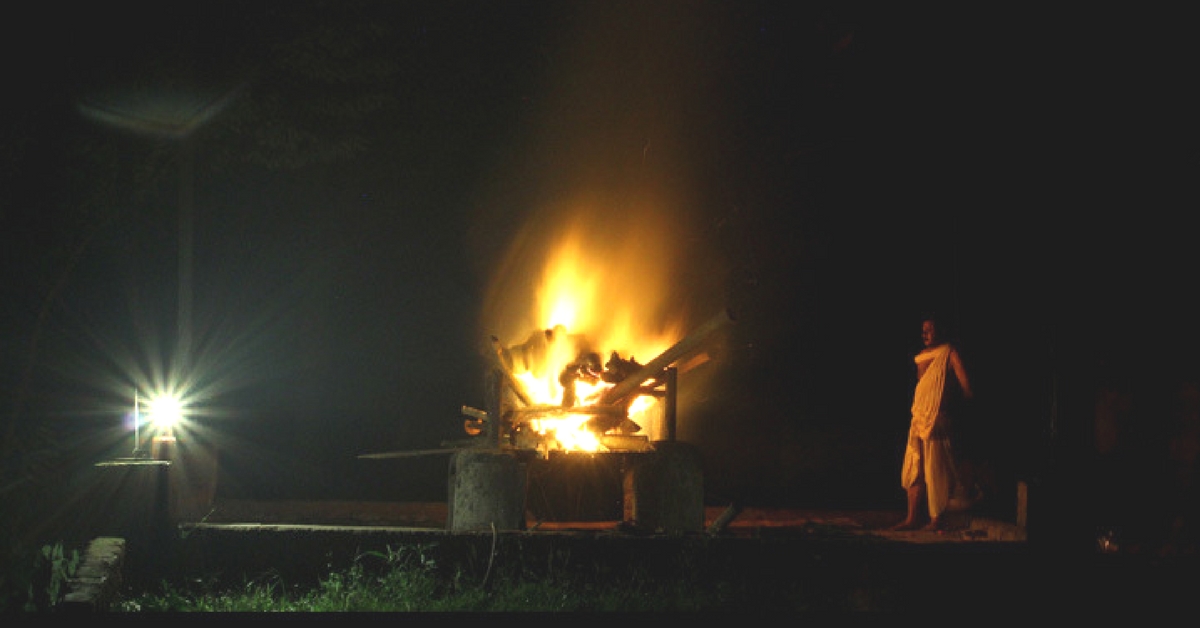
[145,392,186,434]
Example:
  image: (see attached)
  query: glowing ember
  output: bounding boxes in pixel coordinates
[528,412,599,452]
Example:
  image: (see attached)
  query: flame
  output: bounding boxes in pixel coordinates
[536,226,680,364]
[528,413,599,451]
[469,0,735,457]
[504,222,686,453]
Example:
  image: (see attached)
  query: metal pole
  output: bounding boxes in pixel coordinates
[178,139,194,371]
[133,388,140,455]
[664,367,677,442]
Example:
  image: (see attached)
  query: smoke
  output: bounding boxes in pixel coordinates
[470,1,735,348]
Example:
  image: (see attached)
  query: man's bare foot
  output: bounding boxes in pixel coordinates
[921,517,944,532]
[889,520,919,531]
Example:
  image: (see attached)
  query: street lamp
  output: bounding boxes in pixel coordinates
[132,388,186,458]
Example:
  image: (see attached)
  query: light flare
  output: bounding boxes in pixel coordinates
[145,391,186,432]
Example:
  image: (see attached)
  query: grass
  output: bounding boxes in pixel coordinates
[11,524,913,613]
[110,543,782,613]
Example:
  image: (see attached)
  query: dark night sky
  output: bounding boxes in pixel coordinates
[3,2,1196,509]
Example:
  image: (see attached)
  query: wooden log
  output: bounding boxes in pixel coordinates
[509,404,626,425]
[707,502,744,534]
[489,335,532,406]
[599,308,735,406]
[357,448,462,459]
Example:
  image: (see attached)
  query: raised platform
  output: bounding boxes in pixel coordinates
[76,499,1200,613]
[196,499,1027,543]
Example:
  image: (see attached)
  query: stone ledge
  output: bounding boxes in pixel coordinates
[59,537,126,612]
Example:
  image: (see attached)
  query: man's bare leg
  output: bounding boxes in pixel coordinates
[890,484,924,530]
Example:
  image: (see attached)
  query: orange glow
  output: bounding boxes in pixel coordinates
[501,220,687,453]
[468,1,734,457]
[528,412,599,452]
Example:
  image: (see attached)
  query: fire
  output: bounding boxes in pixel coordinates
[526,413,599,451]
[498,225,686,454]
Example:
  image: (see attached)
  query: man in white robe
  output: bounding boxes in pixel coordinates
[891,317,973,531]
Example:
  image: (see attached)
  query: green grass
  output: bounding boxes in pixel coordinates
[10,534,908,613]
[112,544,742,613]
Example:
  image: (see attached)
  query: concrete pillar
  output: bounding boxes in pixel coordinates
[623,441,704,533]
[447,449,528,532]
[86,459,172,568]
[153,435,218,523]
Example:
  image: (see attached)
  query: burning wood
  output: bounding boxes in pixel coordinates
[478,308,734,456]
[489,335,532,407]
[597,308,734,406]
[558,351,602,407]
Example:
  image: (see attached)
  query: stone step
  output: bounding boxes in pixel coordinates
[59,537,126,612]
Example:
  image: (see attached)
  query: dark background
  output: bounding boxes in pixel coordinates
[2,2,1195,526]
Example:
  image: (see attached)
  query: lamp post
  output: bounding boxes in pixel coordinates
[133,388,142,456]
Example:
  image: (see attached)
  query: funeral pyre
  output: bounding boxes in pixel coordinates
[462,307,733,458]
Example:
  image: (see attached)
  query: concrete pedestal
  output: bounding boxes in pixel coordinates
[151,435,219,523]
[623,441,704,533]
[85,460,173,571]
[447,449,528,532]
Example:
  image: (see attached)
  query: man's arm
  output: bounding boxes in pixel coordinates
[949,347,973,399]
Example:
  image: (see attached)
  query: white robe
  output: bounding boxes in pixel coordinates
[901,343,959,518]
[911,344,950,440]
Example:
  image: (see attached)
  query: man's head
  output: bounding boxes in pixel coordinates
[921,318,939,347]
